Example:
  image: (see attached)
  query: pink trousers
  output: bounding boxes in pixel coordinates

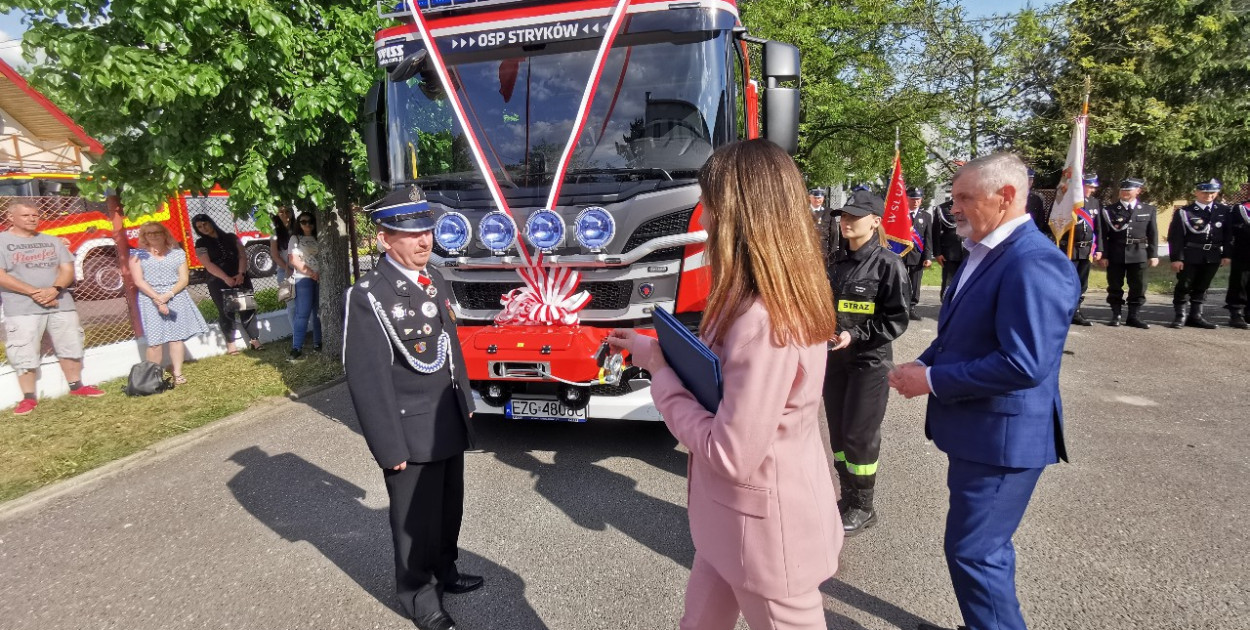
[679,554,826,630]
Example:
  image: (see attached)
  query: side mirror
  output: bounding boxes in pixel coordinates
[362,81,388,187]
[389,49,429,83]
[762,41,800,155]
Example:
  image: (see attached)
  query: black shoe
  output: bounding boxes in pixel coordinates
[312,343,323,352]
[1107,313,1122,327]
[287,349,304,362]
[1126,316,1150,329]
[412,610,457,630]
[909,309,922,321]
[1229,310,1248,330]
[1072,310,1092,326]
[1186,312,1218,329]
[441,574,484,595]
[1169,308,1186,329]
[842,507,878,536]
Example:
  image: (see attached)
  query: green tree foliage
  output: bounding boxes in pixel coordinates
[739,0,947,189]
[1063,0,1250,202]
[3,0,386,354]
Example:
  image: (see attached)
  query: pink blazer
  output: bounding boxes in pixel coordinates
[650,300,842,599]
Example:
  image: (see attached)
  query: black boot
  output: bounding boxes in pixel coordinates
[834,460,852,515]
[1186,304,1217,329]
[1229,308,1248,330]
[1125,306,1150,329]
[1072,309,1092,326]
[1169,305,1186,329]
[909,307,922,321]
[1107,307,1122,327]
[842,488,878,537]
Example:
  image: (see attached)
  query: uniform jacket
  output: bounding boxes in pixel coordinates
[827,238,910,367]
[813,208,841,264]
[933,201,967,263]
[1168,202,1234,265]
[1027,191,1052,242]
[650,301,842,599]
[1099,200,1158,264]
[344,259,474,467]
[1058,197,1100,261]
[902,209,934,267]
[918,220,1080,469]
[1229,203,1250,263]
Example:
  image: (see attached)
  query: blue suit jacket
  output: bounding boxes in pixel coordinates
[918,220,1080,469]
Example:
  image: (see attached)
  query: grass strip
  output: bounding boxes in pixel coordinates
[0,345,341,502]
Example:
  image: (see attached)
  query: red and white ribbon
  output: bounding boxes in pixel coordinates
[404,0,633,326]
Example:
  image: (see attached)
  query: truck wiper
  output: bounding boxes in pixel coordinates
[563,167,676,182]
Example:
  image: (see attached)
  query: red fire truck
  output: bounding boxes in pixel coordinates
[0,173,275,299]
[363,0,800,421]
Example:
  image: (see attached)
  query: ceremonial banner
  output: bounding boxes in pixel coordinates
[1049,113,1087,242]
[883,151,916,256]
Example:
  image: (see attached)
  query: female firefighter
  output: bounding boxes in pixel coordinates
[824,189,911,536]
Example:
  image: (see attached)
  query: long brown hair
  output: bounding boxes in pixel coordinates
[698,139,837,347]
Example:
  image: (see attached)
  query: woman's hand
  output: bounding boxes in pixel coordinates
[157,303,170,317]
[829,331,853,351]
[606,329,668,373]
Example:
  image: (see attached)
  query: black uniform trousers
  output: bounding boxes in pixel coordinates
[383,453,465,621]
[823,352,890,490]
[1225,258,1250,310]
[907,265,924,307]
[1174,263,1222,307]
[940,259,963,300]
[1106,261,1148,309]
[1073,259,1091,305]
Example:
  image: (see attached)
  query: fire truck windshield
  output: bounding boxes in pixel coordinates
[385,27,735,196]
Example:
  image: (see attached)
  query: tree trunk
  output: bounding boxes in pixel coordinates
[316,173,354,360]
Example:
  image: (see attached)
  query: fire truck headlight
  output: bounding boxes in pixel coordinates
[477,211,517,254]
[575,207,615,251]
[434,212,471,254]
[525,209,565,251]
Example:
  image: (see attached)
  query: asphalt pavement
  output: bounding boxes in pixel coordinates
[1,288,1247,630]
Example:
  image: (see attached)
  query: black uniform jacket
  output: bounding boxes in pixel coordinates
[933,201,966,263]
[1229,203,1250,263]
[1167,202,1233,265]
[1099,200,1158,264]
[1027,192,1053,242]
[1058,197,1100,261]
[344,259,475,468]
[827,238,910,367]
[902,209,934,267]
[814,207,841,262]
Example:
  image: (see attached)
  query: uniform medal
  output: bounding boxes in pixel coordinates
[422,323,433,335]
[391,304,406,320]
[422,302,438,318]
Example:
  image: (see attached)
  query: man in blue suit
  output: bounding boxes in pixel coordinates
[889,153,1080,630]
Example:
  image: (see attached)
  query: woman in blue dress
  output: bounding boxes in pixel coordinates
[129,223,209,385]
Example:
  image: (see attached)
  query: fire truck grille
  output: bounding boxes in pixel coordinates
[622,209,695,262]
[453,280,634,311]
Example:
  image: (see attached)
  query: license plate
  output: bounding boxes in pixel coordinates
[506,397,588,423]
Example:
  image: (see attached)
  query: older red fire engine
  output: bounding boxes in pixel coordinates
[363,0,800,420]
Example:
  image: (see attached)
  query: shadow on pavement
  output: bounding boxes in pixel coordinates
[226,446,547,629]
[475,416,695,570]
[823,578,937,629]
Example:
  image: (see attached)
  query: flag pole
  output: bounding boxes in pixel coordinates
[1065,78,1092,259]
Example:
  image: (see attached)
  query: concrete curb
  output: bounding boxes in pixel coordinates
[0,377,347,523]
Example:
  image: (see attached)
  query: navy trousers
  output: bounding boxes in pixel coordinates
[944,456,1044,630]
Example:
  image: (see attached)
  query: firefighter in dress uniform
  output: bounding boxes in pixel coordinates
[1098,178,1158,328]
[810,188,841,260]
[933,197,966,300]
[344,186,482,630]
[901,187,933,320]
[1026,168,1053,242]
[1225,198,1250,329]
[1059,174,1104,326]
[823,191,910,537]
[1167,179,1233,329]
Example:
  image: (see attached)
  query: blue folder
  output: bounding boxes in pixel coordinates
[652,307,722,413]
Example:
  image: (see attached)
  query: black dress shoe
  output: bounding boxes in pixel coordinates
[413,610,457,630]
[909,309,922,321]
[442,573,484,595]
[1107,313,1122,327]
[1126,316,1150,329]
[1072,310,1092,326]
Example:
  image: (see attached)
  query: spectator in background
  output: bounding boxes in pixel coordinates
[270,205,295,328]
[0,201,105,415]
[192,214,262,355]
[286,211,322,362]
[129,223,208,385]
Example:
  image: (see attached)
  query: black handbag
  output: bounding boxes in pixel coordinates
[125,361,172,396]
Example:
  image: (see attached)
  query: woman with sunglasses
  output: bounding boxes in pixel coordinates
[192,214,262,354]
[286,212,322,361]
[129,223,208,384]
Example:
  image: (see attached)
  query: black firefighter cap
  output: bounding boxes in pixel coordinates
[367,185,435,233]
[840,190,885,218]
[906,187,924,199]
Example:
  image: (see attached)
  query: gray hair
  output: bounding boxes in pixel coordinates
[953,153,1029,208]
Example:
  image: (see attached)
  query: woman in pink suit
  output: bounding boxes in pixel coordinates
[609,139,843,630]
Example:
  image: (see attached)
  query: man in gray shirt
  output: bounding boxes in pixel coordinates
[0,201,105,415]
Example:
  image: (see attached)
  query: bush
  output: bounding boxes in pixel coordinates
[197,298,219,322]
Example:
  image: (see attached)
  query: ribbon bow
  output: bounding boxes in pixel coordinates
[496,259,592,326]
